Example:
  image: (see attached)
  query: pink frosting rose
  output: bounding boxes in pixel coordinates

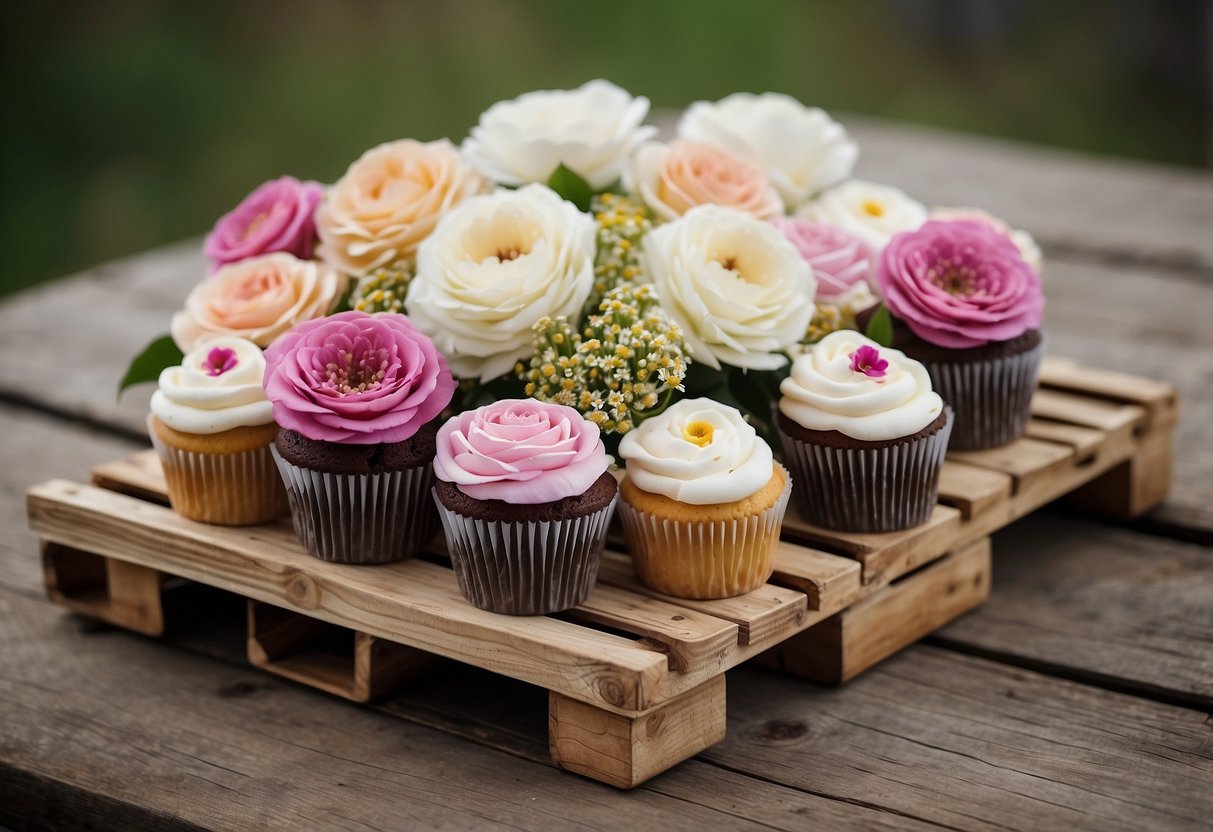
[877,219,1044,349]
[772,218,872,300]
[263,311,456,444]
[205,176,325,271]
[434,399,608,504]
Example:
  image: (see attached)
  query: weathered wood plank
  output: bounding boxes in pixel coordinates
[1,588,924,832]
[716,645,1213,832]
[937,461,1013,519]
[936,514,1213,708]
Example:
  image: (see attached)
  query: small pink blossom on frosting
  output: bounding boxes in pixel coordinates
[433,399,609,504]
[205,176,324,271]
[877,219,1044,349]
[263,311,455,444]
[772,218,872,300]
[203,346,238,377]
[848,345,888,378]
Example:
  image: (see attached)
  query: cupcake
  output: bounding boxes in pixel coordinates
[778,330,951,533]
[432,399,616,615]
[617,399,791,600]
[148,336,288,525]
[262,311,456,564]
[876,219,1045,450]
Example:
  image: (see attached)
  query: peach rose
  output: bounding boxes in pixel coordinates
[315,139,486,275]
[625,140,783,222]
[171,253,341,352]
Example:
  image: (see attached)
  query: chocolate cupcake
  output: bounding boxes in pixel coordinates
[876,219,1045,450]
[263,311,456,564]
[778,330,951,533]
[432,399,616,615]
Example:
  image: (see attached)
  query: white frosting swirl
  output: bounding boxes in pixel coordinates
[779,331,943,441]
[619,399,774,505]
[151,336,274,434]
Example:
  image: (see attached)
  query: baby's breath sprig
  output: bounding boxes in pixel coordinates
[803,302,852,344]
[350,259,415,314]
[519,284,688,435]
[584,192,652,317]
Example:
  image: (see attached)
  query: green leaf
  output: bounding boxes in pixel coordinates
[118,335,182,397]
[864,303,894,347]
[547,164,593,212]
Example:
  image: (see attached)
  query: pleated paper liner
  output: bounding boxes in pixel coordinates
[272,446,438,564]
[923,338,1044,451]
[149,428,288,526]
[778,411,952,534]
[617,468,793,600]
[435,494,619,615]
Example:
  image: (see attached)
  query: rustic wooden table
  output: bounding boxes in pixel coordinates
[2,116,1211,831]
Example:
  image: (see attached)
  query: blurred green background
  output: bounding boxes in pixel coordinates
[2,0,1209,296]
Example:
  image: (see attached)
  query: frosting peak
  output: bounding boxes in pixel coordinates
[433,399,609,504]
[619,399,774,505]
[151,336,273,434]
[779,331,943,441]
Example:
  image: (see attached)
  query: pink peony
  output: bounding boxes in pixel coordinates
[205,176,324,271]
[263,311,456,444]
[877,220,1044,349]
[433,399,608,504]
[772,218,872,300]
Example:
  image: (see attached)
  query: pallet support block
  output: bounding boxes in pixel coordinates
[549,674,726,788]
[248,600,433,703]
[42,542,164,636]
[759,538,991,684]
[1067,427,1173,519]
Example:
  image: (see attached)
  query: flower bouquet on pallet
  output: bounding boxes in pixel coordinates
[122,80,1044,610]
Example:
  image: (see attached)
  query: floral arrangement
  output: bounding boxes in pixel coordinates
[123,79,1042,452]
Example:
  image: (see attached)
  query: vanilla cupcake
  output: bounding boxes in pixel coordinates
[618,399,791,600]
[778,331,951,532]
[148,336,287,525]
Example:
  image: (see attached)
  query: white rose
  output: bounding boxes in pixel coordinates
[678,92,858,210]
[641,205,816,371]
[462,80,656,190]
[619,398,774,505]
[798,179,927,252]
[407,184,595,382]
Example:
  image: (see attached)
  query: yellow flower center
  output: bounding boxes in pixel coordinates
[683,420,714,447]
[862,200,885,218]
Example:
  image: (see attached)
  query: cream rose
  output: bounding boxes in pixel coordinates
[640,205,815,371]
[931,206,1043,273]
[170,253,341,352]
[625,140,783,222]
[619,398,774,505]
[678,92,858,210]
[461,80,656,190]
[315,139,486,275]
[407,184,596,382]
[799,180,927,253]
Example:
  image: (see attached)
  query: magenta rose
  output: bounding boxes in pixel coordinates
[433,399,609,504]
[263,311,456,444]
[877,219,1044,349]
[205,176,325,271]
[773,218,871,300]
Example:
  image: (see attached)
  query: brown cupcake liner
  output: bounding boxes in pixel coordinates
[778,411,952,533]
[434,493,618,615]
[922,339,1044,451]
[149,422,288,526]
[617,469,792,600]
[271,446,438,564]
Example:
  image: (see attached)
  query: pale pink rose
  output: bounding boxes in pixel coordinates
[315,139,486,275]
[625,140,783,222]
[171,253,341,352]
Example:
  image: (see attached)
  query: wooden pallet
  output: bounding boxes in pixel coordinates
[25,357,1176,788]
